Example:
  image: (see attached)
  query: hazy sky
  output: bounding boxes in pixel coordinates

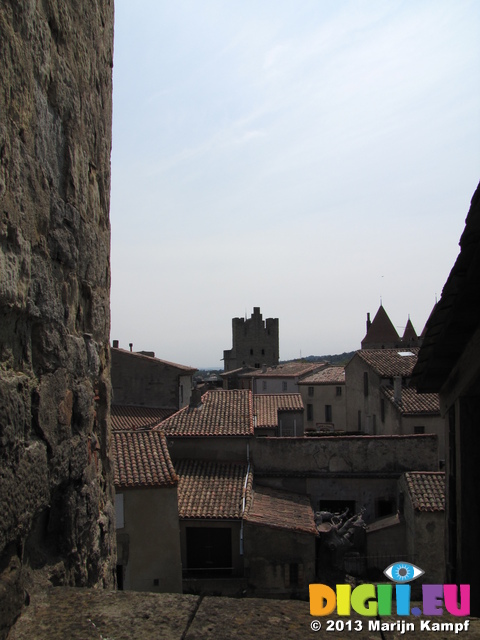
[110,0,480,369]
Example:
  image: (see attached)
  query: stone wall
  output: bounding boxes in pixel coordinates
[250,434,438,475]
[0,1,115,635]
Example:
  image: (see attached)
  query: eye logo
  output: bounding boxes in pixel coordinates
[384,562,424,583]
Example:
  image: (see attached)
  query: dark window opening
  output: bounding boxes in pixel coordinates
[325,405,332,422]
[116,565,124,590]
[186,527,232,577]
[376,498,395,518]
[414,425,425,434]
[250,348,254,355]
[363,372,369,396]
[336,386,342,396]
[308,386,314,397]
[289,563,299,585]
[307,404,313,421]
[255,363,260,368]
[261,348,265,355]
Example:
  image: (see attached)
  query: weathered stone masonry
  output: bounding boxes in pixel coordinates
[0,1,115,635]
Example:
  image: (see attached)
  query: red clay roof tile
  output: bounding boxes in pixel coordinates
[176,459,253,519]
[404,472,445,512]
[111,405,176,431]
[382,386,440,415]
[245,486,317,534]
[298,366,345,385]
[113,430,178,488]
[155,390,254,437]
[354,348,420,377]
[254,394,304,429]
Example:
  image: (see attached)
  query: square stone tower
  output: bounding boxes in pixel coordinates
[223,307,279,371]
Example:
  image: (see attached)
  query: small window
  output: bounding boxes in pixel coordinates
[414,426,425,434]
[307,404,313,421]
[262,380,267,391]
[261,348,265,355]
[308,386,314,397]
[336,386,342,396]
[325,405,332,422]
[376,498,395,517]
[250,348,254,355]
[363,372,369,396]
[282,381,288,392]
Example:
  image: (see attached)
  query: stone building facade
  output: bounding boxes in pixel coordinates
[0,2,115,635]
[223,307,279,371]
[111,344,196,410]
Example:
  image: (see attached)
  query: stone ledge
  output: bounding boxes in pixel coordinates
[7,587,480,640]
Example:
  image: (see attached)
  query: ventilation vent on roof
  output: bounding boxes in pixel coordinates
[398,351,414,357]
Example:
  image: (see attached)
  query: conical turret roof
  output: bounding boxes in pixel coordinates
[361,305,400,349]
[402,317,419,346]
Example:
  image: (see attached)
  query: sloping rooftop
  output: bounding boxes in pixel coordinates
[245,486,317,535]
[412,182,480,392]
[298,366,345,385]
[176,459,253,519]
[361,305,400,348]
[111,346,197,373]
[402,318,419,345]
[156,389,254,437]
[381,386,440,415]
[239,362,326,379]
[113,430,178,488]
[254,394,304,429]
[354,348,420,377]
[111,405,176,431]
[404,472,445,512]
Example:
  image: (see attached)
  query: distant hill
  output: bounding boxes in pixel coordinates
[281,352,356,366]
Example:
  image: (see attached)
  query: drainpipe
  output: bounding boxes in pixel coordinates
[240,443,251,556]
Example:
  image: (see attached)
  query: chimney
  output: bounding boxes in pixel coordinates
[366,313,371,332]
[189,386,203,409]
[129,343,133,352]
[394,376,402,404]
[112,340,119,348]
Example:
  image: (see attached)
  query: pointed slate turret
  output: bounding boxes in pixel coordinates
[361,305,401,349]
[402,317,420,347]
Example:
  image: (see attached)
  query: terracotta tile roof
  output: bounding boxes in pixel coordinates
[113,430,178,488]
[245,486,317,535]
[240,362,326,379]
[111,347,197,373]
[404,472,445,512]
[111,405,176,431]
[382,386,440,415]
[354,348,420,377]
[254,394,304,429]
[155,390,254,437]
[176,460,253,519]
[298,366,345,385]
